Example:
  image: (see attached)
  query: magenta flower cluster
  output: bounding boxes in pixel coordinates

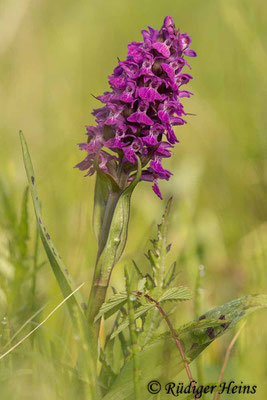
[76,16,196,199]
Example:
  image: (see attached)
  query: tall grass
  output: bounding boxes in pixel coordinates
[1,0,267,398]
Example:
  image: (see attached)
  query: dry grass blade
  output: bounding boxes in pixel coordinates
[0,282,85,361]
[213,321,246,400]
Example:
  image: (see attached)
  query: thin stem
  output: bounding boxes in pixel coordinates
[213,321,246,400]
[194,265,204,387]
[137,292,197,400]
[32,223,39,311]
[125,267,141,400]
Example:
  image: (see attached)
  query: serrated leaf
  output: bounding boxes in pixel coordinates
[110,287,192,340]
[159,287,192,302]
[137,278,147,292]
[19,132,85,324]
[95,293,128,322]
[103,294,267,400]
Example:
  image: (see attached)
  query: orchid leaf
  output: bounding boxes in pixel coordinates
[104,294,267,400]
[93,170,112,244]
[19,131,85,324]
[92,158,142,287]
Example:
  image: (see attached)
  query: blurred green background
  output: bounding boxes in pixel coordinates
[1,0,267,398]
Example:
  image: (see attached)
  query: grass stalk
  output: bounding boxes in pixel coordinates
[213,321,246,400]
[125,266,141,400]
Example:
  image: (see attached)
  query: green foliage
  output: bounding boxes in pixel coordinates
[93,170,112,246]
[158,287,192,302]
[103,294,267,400]
[19,132,85,325]
[87,158,142,330]
[146,197,172,287]
[1,3,267,397]
[95,293,128,322]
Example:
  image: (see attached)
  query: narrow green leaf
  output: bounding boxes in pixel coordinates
[93,171,112,243]
[19,131,85,323]
[163,261,177,287]
[104,294,267,400]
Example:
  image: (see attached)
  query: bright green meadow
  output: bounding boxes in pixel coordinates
[0,0,267,399]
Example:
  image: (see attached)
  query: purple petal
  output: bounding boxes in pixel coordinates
[124,147,137,163]
[171,116,186,125]
[158,109,170,124]
[152,42,170,58]
[179,90,193,98]
[75,155,94,173]
[155,142,173,157]
[108,75,127,90]
[163,16,174,29]
[137,86,162,102]
[128,42,145,63]
[166,125,179,144]
[184,49,197,57]
[161,63,175,80]
[127,111,153,125]
[142,134,158,146]
[179,33,191,51]
[148,26,159,42]
[150,160,172,179]
[152,182,163,199]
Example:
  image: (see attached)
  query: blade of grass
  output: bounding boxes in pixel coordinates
[2,302,49,350]
[0,282,85,361]
[125,265,141,400]
[213,321,246,400]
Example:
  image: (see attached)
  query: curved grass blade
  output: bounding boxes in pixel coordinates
[103,294,267,400]
[19,131,85,323]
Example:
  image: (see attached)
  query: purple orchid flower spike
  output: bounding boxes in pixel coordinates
[76,16,196,199]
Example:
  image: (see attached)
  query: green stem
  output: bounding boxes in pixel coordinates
[125,266,141,400]
[87,188,122,334]
[87,159,141,338]
[32,223,39,312]
[194,265,204,387]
